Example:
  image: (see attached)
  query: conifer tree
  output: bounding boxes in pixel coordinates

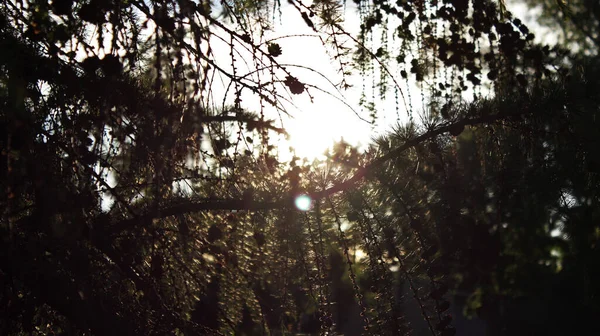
[0,0,594,335]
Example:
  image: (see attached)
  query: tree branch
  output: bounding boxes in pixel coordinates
[311,111,516,200]
[106,111,517,238]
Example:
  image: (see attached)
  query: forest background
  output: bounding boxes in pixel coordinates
[1,0,600,335]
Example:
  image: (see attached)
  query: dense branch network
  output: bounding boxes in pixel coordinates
[1,0,589,335]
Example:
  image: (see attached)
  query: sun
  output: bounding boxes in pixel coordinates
[284,115,335,160]
[279,94,371,161]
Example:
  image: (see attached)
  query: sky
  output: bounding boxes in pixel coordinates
[79,0,557,164]
[268,3,401,159]
[85,0,559,209]
[208,0,413,161]
[217,0,557,161]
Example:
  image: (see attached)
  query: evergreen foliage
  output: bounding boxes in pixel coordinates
[0,0,598,335]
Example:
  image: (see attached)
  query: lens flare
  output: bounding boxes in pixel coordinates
[294,194,312,211]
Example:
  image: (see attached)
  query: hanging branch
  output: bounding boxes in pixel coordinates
[379,178,454,334]
[350,190,409,335]
[311,200,335,334]
[326,195,372,332]
[357,191,438,336]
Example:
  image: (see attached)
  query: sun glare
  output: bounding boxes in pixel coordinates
[285,117,333,160]
[294,194,312,211]
[280,96,371,160]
